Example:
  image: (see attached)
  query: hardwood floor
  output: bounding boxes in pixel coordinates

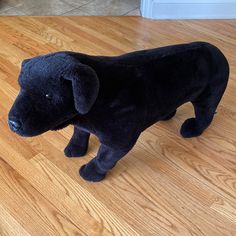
[0,16,235,236]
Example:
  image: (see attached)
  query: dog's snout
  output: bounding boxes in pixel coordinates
[8,119,22,132]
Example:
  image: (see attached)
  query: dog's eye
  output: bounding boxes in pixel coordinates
[45,93,52,100]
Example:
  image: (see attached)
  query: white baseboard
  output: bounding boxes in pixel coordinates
[141,0,236,19]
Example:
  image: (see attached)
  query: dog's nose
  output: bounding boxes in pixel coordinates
[8,119,21,132]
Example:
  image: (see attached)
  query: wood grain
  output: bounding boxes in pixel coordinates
[0,16,235,236]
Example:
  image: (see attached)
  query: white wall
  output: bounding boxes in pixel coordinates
[141,0,236,19]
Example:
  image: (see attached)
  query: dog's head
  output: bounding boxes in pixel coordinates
[8,52,99,137]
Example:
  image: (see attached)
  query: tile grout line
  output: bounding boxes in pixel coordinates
[60,0,95,16]
[123,7,140,16]
[0,6,26,16]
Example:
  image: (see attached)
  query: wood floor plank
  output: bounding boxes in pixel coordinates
[0,134,111,236]
[211,198,236,224]
[0,205,30,236]
[138,127,236,203]
[30,153,138,236]
[0,157,85,236]
[0,16,235,235]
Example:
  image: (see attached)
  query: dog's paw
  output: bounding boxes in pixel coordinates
[79,161,106,182]
[64,144,87,158]
[161,110,176,121]
[180,118,203,138]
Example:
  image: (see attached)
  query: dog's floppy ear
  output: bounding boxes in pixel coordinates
[63,60,99,115]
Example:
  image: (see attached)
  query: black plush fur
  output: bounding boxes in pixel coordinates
[8,42,229,182]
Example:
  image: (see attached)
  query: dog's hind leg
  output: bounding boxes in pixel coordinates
[180,99,215,138]
[79,144,133,182]
[181,43,229,138]
[64,126,90,157]
[180,80,228,138]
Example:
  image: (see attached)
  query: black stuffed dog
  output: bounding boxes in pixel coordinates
[8,42,229,182]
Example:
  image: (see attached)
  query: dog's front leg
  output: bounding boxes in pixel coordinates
[64,126,90,157]
[79,144,130,182]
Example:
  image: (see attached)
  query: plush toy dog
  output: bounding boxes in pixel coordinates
[8,42,229,182]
